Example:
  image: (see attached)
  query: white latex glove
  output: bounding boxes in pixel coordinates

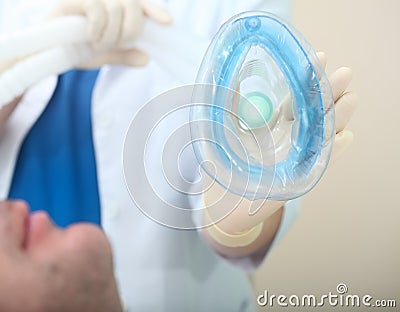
[50,0,172,68]
[233,51,358,166]
[278,52,357,165]
[0,0,173,109]
[201,52,358,253]
[318,53,358,164]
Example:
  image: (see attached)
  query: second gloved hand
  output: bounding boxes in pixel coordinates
[50,0,172,68]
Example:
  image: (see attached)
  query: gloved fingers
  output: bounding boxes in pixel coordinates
[50,0,108,44]
[96,0,124,49]
[329,68,356,163]
[141,0,173,25]
[84,0,108,43]
[330,67,353,102]
[282,51,327,121]
[335,91,358,133]
[329,130,354,165]
[120,0,143,43]
[98,0,172,48]
[77,48,148,68]
[316,51,327,70]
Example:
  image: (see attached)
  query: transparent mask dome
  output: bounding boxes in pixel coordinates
[190,12,335,200]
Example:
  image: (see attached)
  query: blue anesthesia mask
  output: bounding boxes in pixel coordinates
[190,12,335,201]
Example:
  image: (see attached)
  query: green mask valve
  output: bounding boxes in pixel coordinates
[238,92,273,129]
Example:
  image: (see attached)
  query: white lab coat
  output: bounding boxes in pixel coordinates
[0,1,298,311]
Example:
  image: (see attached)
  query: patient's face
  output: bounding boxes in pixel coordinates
[0,201,121,312]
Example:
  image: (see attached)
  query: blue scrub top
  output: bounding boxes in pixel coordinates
[8,70,101,228]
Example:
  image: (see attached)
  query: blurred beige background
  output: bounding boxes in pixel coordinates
[252,0,400,310]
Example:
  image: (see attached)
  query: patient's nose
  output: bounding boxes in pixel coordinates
[25,211,58,248]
